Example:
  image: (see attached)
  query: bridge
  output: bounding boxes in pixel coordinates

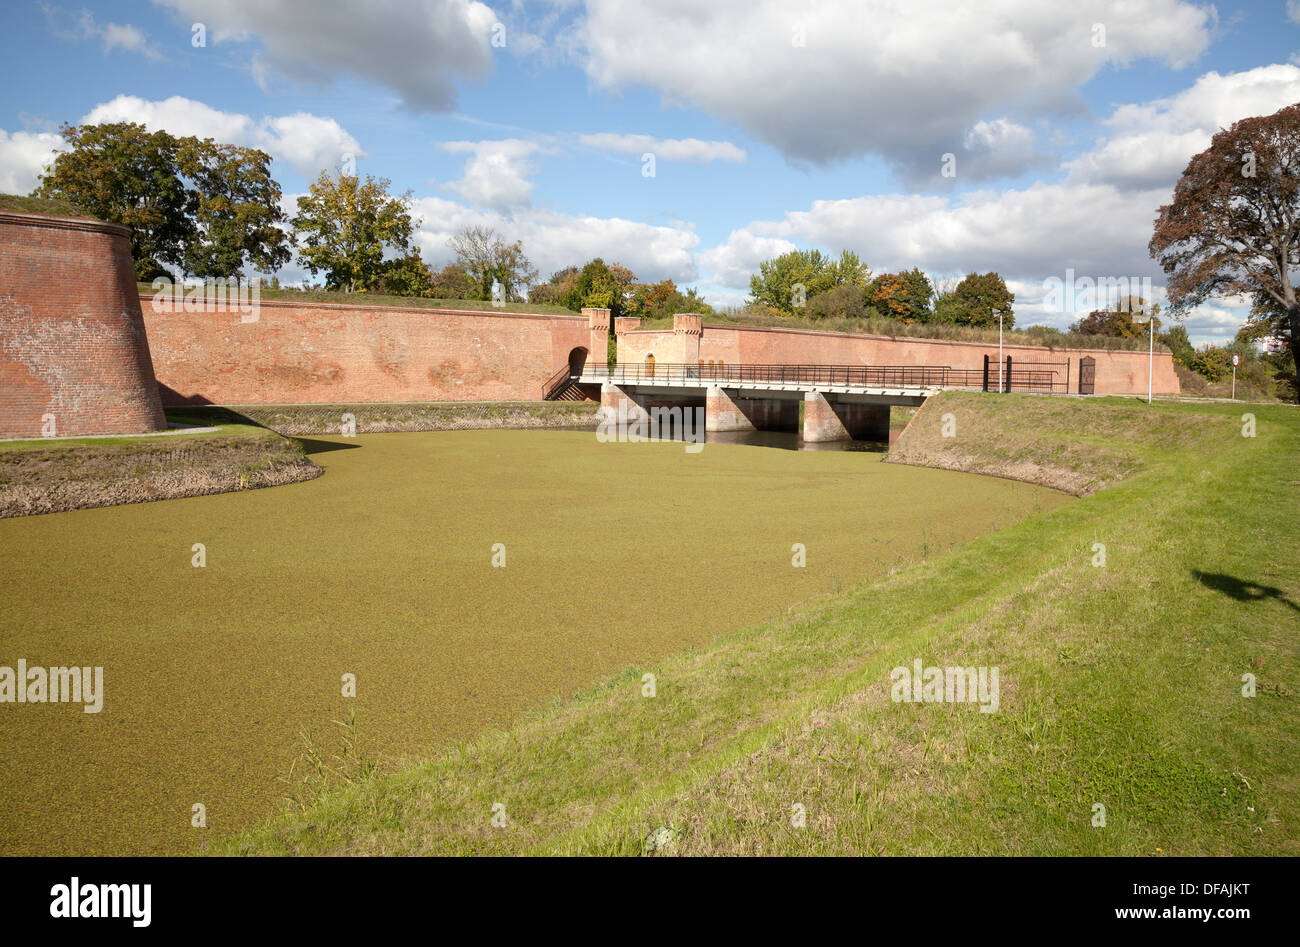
[545,357,1072,443]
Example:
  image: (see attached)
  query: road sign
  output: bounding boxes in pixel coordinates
[1232,353,1240,366]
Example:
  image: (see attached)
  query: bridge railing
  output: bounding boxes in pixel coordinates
[579,361,986,390]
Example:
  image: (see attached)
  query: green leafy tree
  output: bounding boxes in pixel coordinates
[292,171,415,292]
[749,249,826,313]
[626,279,715,319]
[1070,299,1158,337]
[940,272,1015,328]
[36,122,191,280]
[374,251,435,297]
[528,266,580,306]
[563,258,637,317]
[178,140,289,280]
[1160,322,1196,365]
[429,263,477,299]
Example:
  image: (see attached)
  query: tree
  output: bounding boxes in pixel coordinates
[866,268,933,323]
[940,271,1015,328]
[447,225,538,302]
[292,171,415,292]
[747,248,869,315]
[178,140,290,280]
[374,251,435,297]
[529,266,580,306]
[626,278,715,319]
[1160,322,1196,365]
[806,283,867,321]
[1070,298,1159,337]
[1149,101,1300,403]
[37,122,291,282]
[37,122,192,280]
[429,263,476,300]
[563,258,636,317]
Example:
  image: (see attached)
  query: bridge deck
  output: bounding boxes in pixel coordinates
[575,362,981,404]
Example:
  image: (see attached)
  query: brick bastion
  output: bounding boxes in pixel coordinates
[0,211,166,438]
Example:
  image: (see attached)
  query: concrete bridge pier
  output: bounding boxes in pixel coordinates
[598,382,650,426]
[802,390,890,443]
[706,385,799,433]
[705,385,755,432]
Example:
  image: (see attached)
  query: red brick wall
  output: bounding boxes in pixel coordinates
[141,294,591,405]
[0,212,166,438]
[617,320,1181,396]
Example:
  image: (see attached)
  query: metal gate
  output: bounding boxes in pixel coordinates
[1078,356,1095,395]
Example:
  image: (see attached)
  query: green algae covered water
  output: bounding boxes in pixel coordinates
[0,430,1069,854]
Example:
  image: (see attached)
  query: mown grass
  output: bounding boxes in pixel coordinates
[218,394,1298,855]
[0,410,273,452]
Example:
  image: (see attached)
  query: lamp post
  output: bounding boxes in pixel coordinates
[998,310,1004,393]
[1145,312,1154,405]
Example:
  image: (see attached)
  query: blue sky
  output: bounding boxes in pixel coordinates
[2,0,1299,343]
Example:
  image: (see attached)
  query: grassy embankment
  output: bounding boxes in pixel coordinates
[221,392,1298,855]
[176,401,600,436]
[0,412,318,517]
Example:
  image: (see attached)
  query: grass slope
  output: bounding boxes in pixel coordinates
[886,392,1216,496]
[220,394,1299,855]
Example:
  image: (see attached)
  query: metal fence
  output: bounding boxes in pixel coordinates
[578,361,987,389]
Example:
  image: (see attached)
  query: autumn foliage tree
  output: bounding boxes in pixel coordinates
[1150,102,1300,403]
[292,171,417,292]
[866,268,933,322]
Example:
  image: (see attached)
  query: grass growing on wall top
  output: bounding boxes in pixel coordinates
[137,283,579,316]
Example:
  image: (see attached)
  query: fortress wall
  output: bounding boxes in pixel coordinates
[616,318,1179,395]
[141,295,592,405]
[0,211,166,438]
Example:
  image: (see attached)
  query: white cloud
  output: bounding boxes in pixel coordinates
[575,0,1214,172]
[956,118,1049,182]
[439,139,544,210]
[42,5,161,59]
[154,0,497,111]
[578,133,746,163]
[80,95,364,179]
[699,229,798,289]
[0,130,63,194]
[1067,65,1300,189]
[411,196,700,283]
[699,181,1173,314]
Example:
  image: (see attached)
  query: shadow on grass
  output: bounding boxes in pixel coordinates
[296,438,361,455]
[1191,569,1300,612]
